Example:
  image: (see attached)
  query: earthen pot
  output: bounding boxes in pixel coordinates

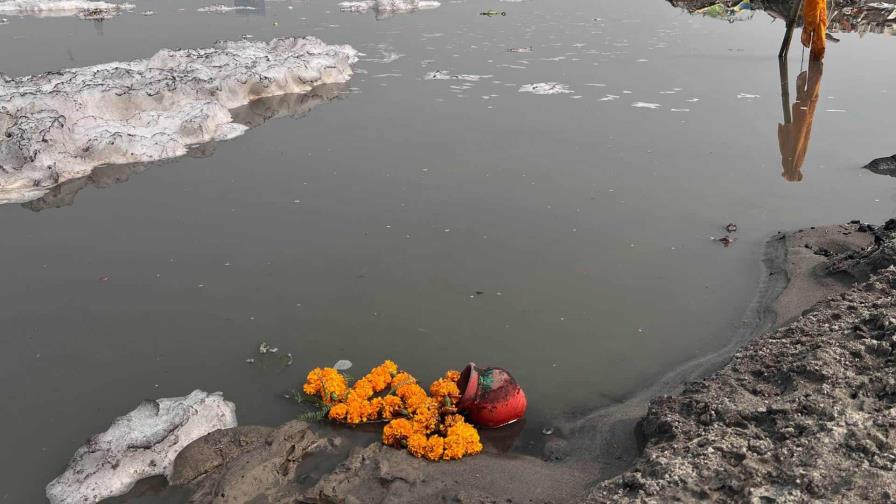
[456,362,527,428]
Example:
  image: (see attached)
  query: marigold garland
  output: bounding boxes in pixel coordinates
[301,361,482,461]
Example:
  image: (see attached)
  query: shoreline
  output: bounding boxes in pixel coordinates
[76,221,885,503]
[551,221,875,484]
[587,220,895,502]
[160,223,878,503]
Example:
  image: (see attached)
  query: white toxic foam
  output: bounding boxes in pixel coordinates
[518,82,573,95]
[196,4,256,13]
[0,37,358,204]
[0,0,134,18]
[338,0,440,16]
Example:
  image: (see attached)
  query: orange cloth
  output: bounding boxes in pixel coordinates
[801,0,828,60]
[778,61,823,182]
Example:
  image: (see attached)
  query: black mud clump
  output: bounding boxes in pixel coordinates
[864,154,896,178]
[827,218,896,282]
[587,225,896,503]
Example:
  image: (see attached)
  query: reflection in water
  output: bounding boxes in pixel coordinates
[22,84,347,212]
[668,0,896,35]
[777,59,823,182]
[230,83,347,128]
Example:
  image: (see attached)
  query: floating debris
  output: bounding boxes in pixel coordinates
[333,359,353,371]
[632,102,661,109]
[506,46,533,53]
[259,342,279,354]
[518,82,573,95]
[716,235,736,247]
[425,70,493,81]
[480,9,506,16]
[542,426,554,435]
[736,92,760,99]
[726,223,738,233]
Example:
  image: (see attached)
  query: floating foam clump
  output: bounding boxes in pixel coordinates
[0,37,358,204]
[45,390,237,504]
[0,0,134,18]
[338,0,440,16]
[518,82,573,95]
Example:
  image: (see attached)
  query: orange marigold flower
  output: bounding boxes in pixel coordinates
[350,378,374,400]
[383,418,415,447]
[440,414,466,435]
[429,378,460,402]
[381,360,399,376]
[327,403,348,422]
[411,399,440,434]
[397,382,426,404]
[447,421,482,456]
[406,433,428,458]
[444,369,461,383]
[345,395,378,424]
[303,367,348,403]
[392,372,417,390]
[366,397,384,420]
[397,382,424,399]
[423,435,445,461]
[381,395,404,420]
[442,435,465,460]
[302,368,323,396]
[366,368,392,392]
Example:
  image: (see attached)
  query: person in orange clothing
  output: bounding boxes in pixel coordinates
[801,0,828,60]
[778,59,824,182]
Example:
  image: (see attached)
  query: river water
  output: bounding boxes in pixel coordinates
[1,0,895,501]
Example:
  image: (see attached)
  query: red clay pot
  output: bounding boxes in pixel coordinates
[456,362,527,428]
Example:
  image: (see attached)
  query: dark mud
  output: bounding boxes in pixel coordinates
[587,220,896,503]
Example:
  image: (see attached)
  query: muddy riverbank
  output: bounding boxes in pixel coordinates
[588,220,896,502]
[139,220,895,503]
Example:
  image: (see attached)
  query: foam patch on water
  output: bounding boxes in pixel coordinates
[519,82,573,95]
[632,102,661,109]
[0,0,133,18]
[197,4,256,12]
[338,0,439,16]
[0,37,358,204]
[425,70,493,81]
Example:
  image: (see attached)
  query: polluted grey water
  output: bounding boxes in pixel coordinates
[1,0,896,501]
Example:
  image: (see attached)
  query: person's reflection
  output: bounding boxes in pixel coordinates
[777,58,823,182]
